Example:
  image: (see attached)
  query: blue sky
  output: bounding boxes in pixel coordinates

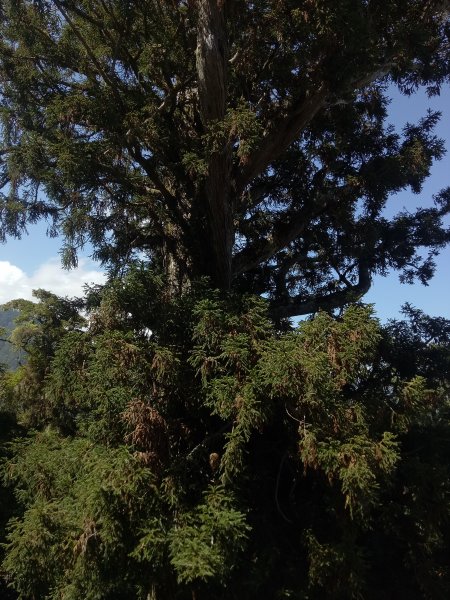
[364,86,450,321]
[0,86,448,321]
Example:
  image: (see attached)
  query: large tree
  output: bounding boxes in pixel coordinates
[1,2,450,599]
[1,0,449,314]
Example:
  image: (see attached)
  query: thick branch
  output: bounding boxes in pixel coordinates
[125,146,186,228]
[233,188,336,277]
[270,261,371,319]
[236,86,328,193]
[196,0,227,124]
[236,58,402,193]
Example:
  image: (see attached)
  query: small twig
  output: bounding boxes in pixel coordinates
[285,404,302,423]
[285,406,307,436]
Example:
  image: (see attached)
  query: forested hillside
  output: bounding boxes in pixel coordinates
[0,310,23,371]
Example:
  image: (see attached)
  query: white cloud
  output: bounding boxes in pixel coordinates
[0,258,106,304]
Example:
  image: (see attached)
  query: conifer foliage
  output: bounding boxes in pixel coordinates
[0,1,450,599]
[1,1,450,304]
[1,275,450,599]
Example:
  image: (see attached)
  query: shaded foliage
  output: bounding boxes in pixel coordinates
[1,2,450,598]
[0,270,449,598]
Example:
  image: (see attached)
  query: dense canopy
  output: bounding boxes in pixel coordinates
[1,2,450,600]
[0,0,449,315]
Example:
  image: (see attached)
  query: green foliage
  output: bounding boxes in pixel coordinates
[0,275,449,598]
[1,2,450,598]
[304,529,367,599]
[190,294,273,480]
[169,485,249,585]
[0,410,24,600]
[2,428,166,600]
[0,0,449,300]
[1,291,85,427]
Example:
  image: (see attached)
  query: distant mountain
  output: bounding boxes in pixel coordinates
[0,310,23,370]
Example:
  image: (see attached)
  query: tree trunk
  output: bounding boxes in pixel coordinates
[196,0,233,290]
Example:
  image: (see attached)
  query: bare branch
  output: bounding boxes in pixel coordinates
[125,145,189,236]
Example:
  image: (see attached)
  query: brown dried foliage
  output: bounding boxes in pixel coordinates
[122,399,169,472]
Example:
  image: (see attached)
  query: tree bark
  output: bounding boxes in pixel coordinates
[270,260,371,319]
[196,0,233,290]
